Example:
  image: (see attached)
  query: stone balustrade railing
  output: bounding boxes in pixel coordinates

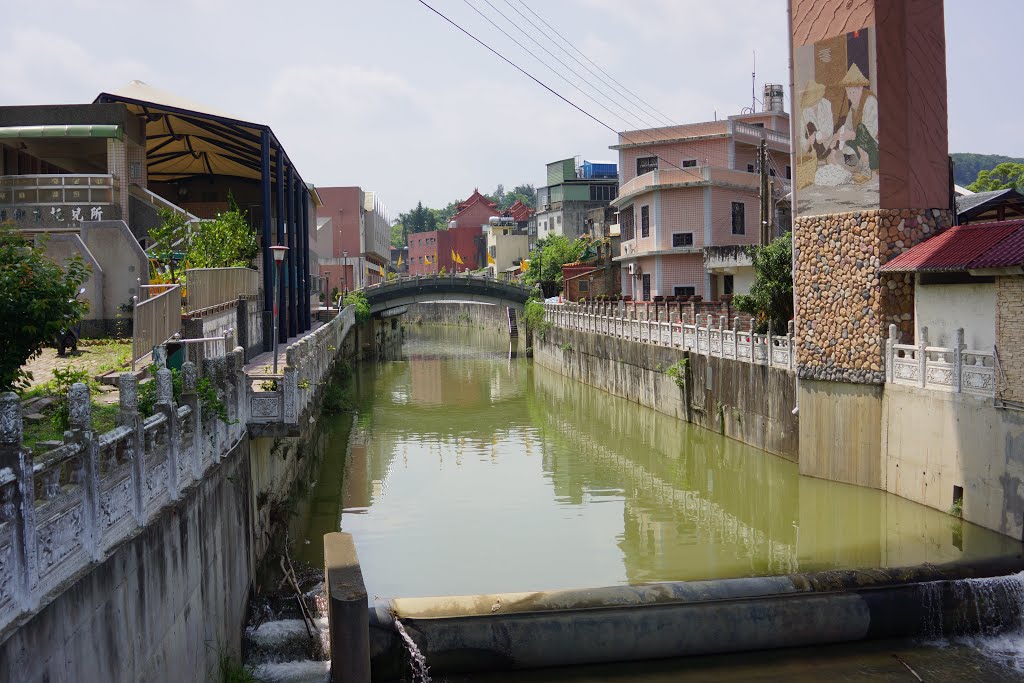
[0,348,251,635]
[544,302,796,371]
[248,305,356,425]
[885,324,996,397]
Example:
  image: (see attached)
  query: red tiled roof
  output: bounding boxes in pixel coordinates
[880,220,1024,272]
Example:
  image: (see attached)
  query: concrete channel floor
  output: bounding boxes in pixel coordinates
[459,639,1023,682]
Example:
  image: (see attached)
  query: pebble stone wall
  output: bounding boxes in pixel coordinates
[794,207,952,384]
[997,276,1024,404]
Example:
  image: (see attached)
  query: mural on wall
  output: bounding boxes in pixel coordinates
[794,26,879,217]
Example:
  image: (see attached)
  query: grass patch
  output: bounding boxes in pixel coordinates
[22,402,119,453]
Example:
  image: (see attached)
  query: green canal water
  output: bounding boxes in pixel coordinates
[293,325,1020,601]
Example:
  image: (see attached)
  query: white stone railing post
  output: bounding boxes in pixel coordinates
[1,392,38,611]
[733,317,740,359]
[787,320,795,370]
[155,367,180,501]
[918,326,929,389]
[180,362,203,480]
[885,324,898,384]
[67,383,101,561]
[953,327,965,394]
[201,357,222,464]
[117,373,146,525]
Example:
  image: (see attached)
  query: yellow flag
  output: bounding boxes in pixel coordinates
[450,249,457,262]
[520,259,529,273]
[425,254,432,265]
[397,253,403,268]
[487,253,495,265]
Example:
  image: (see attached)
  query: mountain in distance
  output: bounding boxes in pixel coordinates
[951,153,1024,187]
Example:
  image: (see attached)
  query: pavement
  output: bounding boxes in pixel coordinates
[20,341,131,404]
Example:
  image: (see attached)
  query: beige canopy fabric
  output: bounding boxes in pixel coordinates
[95,80,277,183]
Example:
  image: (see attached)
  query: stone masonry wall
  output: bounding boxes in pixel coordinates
[794,207,951,383]
[997,276,1024,404]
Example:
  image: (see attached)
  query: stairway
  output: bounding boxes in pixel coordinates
[507,307,519,337]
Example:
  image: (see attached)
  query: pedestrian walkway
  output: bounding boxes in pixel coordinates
[243,322,324,377]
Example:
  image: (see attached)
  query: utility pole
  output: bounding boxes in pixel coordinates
[759,139,771,245]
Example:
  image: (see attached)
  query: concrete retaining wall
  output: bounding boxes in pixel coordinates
[882,383,1024,541]
[535,325,798,461]
[0,437,253,683]
[407,302,510,334]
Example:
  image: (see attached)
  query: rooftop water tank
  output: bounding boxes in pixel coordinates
[763,84,785,114]
[582,160,618,179]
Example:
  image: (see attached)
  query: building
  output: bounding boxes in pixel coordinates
[407,189,496,275]
[955,188,1024,225]
[561,239,620,302]
[611,89,791,301]
[316,186,392,292]
[0,81,319,342]
[390,246,409,274]
[485,218,530,280]
[407,225,482,275]
[536,158,619,243]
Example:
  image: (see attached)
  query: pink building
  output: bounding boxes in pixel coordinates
[316,186,391,293]
[612,95,791,301]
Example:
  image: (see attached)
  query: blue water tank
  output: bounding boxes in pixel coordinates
[583,161,617,179]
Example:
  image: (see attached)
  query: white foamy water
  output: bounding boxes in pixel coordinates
[247,617,329,647]
[249,659,330,683]
[395,617,432,683]
[924,571,1024,670]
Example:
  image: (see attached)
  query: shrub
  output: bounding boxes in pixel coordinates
[342,291,371,325]
[666,358,688,388]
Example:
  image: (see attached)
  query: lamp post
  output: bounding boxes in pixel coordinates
[270,245,289,374]
[342,249,349,296]
[324,273,330,310]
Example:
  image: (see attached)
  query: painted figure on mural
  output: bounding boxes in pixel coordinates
[833,64,878,183]
[793,26,880,216]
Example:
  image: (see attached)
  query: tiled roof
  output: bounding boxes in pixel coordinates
[881,219,1024,272]
[955,189,1017,216]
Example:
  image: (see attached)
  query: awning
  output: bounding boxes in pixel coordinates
[0,124,122,140]
[95,80,274,183]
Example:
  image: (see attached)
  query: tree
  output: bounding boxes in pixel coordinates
[732,232,793,334]
[149,208,190,283]
[0,224,90,391]
[523,235,586,291]
[391,221,406,247]
[951,153,1024,187]
[187,202,259,269]
[968,162,1024,194]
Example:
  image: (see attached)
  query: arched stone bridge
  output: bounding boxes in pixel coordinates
[362,274,535,315]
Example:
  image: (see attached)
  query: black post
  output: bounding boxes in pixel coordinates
[260,130,273,352]
[301,187,312,330]
[276,146,287,345]
[287,166,298,338]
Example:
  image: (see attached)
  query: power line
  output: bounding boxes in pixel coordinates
[485,0,666,130]
[514,0,678,128]
[462,0,658,132]
[414,0,706,180]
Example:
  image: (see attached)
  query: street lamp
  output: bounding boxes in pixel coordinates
[270,245,289,374]
[342,249,349,303]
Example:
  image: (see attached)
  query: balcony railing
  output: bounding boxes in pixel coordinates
[185,267,259,314]
[885,325,995,398]
[618,166,761,202]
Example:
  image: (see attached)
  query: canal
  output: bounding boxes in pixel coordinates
[294,324,1018,598]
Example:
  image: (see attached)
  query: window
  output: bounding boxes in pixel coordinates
[769,168,776,177]
[746,164,755,173]
[590,184,618,201]
[681,159,697,168]
[731,202,745,235]
[578,280,590,293]
[672,232,693,247]
[640,205,650,238]
[636,156,658,175]
[786,165,792,180]
[621,206,635,240]
[724,275,734,295]
[556,215,561,225]
[674,286,695,297]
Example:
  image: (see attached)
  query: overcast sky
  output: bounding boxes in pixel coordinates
[6,1,1019,214]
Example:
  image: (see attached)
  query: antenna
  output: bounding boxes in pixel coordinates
[752,50,757,111]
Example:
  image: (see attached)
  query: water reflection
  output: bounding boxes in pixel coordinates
[303,325,1020,599]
